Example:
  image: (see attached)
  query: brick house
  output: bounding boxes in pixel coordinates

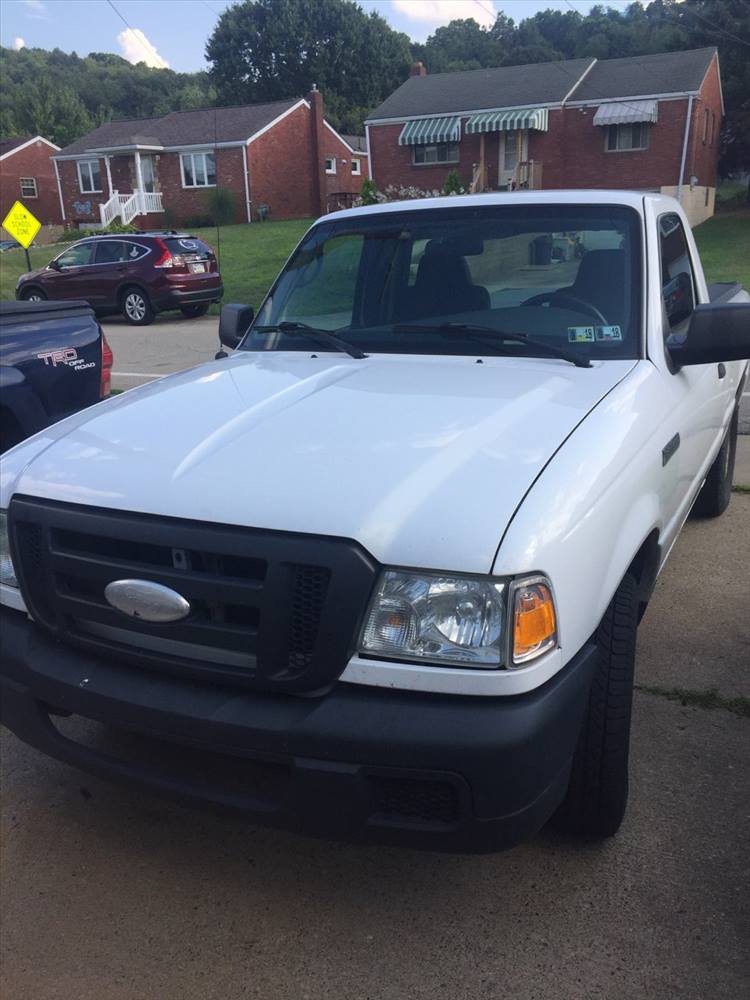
[366,48,722,226]
[51,90,369,230]
[1,135,62,230]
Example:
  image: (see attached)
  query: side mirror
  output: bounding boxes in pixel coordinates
[48,259,62,271]
[668,302,750,367]
[218,303,254,351]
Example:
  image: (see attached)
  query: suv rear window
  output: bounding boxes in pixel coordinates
[163,237,213,259]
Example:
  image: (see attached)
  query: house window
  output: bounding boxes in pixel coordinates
[77,159,102,193]
[325,157,336,175]
[605,124,649,152]
[20,177,38,198]
[180,151,217,188]
[413,142,459,165]
[351,158,361,176]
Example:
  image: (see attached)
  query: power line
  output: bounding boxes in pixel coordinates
[104,0,170,65]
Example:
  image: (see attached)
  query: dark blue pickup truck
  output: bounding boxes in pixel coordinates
[0,300,113,453]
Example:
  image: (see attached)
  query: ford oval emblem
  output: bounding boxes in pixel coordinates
[104,579,191,623]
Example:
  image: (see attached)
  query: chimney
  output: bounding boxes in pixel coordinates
[308,84,327,216]
[410,62,427,77]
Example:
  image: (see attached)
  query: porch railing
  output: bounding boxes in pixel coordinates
[98,189,165,226]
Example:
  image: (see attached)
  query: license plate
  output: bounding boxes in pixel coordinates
[189,262,206,274]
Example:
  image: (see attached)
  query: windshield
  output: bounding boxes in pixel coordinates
[245,204,642,361]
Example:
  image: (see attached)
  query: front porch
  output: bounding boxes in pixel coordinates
[97,149,165,226]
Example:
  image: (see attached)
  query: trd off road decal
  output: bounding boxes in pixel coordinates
[37,348,95,371]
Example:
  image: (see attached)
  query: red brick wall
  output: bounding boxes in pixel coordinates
[370,122,479,192]
[1,140,61,225]
[152,147,247,225]
[685,54,722,188]
[246,103,317,221]
[56,157,105,226]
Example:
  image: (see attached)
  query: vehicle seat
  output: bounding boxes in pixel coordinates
[400,242,490,320]
[569,249,627,325]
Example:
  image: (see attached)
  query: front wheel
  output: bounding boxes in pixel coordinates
[180,303,210,319]
[691,405,738,518]
[552,572,638,838]
[122,287,154,326]
[20,288,46,302]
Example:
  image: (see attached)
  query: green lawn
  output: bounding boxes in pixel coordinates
[2,211,748,307]
[693,211,750,290]
[0,218,313,308]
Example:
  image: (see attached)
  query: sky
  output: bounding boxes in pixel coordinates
[0,0,613,73]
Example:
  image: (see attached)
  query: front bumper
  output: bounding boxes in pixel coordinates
[0,607,597,852]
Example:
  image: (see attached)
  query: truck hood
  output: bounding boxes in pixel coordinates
[8,352,636,572]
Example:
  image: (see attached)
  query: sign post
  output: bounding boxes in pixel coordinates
[2,200,42,272]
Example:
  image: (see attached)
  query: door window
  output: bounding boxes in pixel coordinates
[503,132,519,171]
[140,156,156,193]
[95,241,126,264]
[659,213,696,332]
[55,243,95,268]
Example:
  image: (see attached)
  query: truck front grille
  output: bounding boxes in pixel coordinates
[9,496,378,693]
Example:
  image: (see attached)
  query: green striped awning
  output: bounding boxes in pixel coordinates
[398,116,461,146]
[466,108,549,134]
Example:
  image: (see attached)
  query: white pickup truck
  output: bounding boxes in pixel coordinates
[1,192,748,852]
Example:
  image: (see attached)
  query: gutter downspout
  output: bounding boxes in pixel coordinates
[677,94,694,206]
[365,123,373,182]
[243,141,252,223]
[52,159,65,223]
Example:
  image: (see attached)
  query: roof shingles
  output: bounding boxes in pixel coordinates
[366,47,717,122]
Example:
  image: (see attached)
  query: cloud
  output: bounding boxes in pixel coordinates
[23,0,47,18]
[117,27,170,69]
[13,37,26,50]
[392,1,497,31]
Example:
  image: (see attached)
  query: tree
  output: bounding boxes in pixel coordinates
[205,0,411,131]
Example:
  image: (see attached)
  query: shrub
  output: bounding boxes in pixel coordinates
[442,170,465,196]
[207,186,237,226]
[55,228,80,243]
[103,220,138,234]
[360,178,379,206]
[182,214,214,229]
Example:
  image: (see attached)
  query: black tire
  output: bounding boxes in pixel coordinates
[121,287,154,326]
[691,405,738,519]
[180,303,210,319]
[20,287,46,302]
[552,572,638,838]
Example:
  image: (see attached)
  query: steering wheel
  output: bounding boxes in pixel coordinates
[522,291,609,326]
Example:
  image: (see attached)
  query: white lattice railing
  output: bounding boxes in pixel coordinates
[120,192,140,225]
[99,189,165,225]
[142,191,164,213]
[99,191,122,226]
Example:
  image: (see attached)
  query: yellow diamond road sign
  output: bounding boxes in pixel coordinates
[2,200,42,249]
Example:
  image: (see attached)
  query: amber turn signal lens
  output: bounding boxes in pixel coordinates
[513,582,557,664]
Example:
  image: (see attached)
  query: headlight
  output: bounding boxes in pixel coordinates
[0,510,19,589]
[359,570,507,668]
[359,569,558,669]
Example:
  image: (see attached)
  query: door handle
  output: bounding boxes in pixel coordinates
[718,363,727,379]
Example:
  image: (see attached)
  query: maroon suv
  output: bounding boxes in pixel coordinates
[16,232,223,326]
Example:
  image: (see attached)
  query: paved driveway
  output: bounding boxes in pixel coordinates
[2,493,748,1000]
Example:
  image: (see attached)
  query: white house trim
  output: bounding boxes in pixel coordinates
[0,135,60,162]
[561,59,597,104]
[53,158,65,222]
[366,101,564,126]
[246,99,309,145]
[566,91,700,108]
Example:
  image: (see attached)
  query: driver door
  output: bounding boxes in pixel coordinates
[45,241,97,303]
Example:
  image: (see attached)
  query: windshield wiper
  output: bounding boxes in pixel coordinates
[254,321,367,360]
[394,322,591,369]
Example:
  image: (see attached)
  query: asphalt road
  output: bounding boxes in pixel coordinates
[103,313,750,433]
[1,495,749,999]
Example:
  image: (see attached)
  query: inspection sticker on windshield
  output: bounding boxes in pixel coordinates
[596,325,622,342]
[568,326,595,344]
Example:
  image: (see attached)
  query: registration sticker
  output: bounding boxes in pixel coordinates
[568,326,595,344]
[596,325,623,342]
